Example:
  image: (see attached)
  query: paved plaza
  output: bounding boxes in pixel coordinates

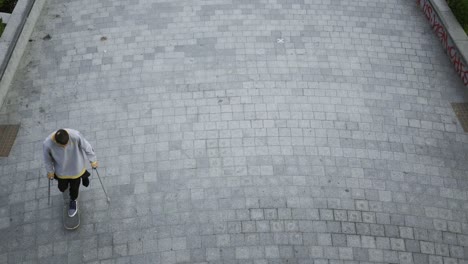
[1,0,468,263]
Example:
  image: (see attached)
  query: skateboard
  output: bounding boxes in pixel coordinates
[63,205,80,230]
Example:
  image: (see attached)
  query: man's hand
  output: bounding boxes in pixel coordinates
[91,161,99,169]
[47,172,54,179]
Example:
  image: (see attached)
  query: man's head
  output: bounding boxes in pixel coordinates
[55,129,69,145]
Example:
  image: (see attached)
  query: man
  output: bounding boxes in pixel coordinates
[43,129,98,217]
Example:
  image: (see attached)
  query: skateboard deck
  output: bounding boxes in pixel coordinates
[63,205,80,230]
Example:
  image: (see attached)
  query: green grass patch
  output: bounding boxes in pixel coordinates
[447,0,468,34]
[0,0,17,13]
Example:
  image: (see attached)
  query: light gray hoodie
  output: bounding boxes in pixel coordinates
[43,129,97,179]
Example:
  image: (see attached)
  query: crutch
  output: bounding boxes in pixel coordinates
[48,178,51,205]
[93,168,110,203]
[44,166,53,206]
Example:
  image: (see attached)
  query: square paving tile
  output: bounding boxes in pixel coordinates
[0,124,20,157]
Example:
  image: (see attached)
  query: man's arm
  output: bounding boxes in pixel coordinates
[77,132,97,164]
[42,142,54,178]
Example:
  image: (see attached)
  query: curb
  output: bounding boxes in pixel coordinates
[417,0,468,86]
[0,12,11,23]
[0,0,48,109]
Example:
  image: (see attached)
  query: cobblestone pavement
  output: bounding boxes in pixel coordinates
[1,0,468,263]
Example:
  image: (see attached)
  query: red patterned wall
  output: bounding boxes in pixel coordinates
[417,0,468,86]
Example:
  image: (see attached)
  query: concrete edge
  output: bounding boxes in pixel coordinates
[0,0,29,46]
[420,0,468,86]
[0,12,11,23]
[431,0,468,59]
[0,0,47,110]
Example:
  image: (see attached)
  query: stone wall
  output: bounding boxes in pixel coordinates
[0,0,47,109]
[417,0,468,86]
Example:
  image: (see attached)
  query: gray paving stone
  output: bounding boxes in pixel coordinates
[356,223,371,236]
[406,239,422,253]
[1,0,468,263]
[345,235,360,248]
[352,248,369,261]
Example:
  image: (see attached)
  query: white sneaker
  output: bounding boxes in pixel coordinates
[68,200,78,217]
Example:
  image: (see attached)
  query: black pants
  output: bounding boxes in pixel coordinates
[56,171,90,201]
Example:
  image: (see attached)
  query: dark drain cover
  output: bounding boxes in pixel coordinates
[0,124,20,157]
[452,103,468,132]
